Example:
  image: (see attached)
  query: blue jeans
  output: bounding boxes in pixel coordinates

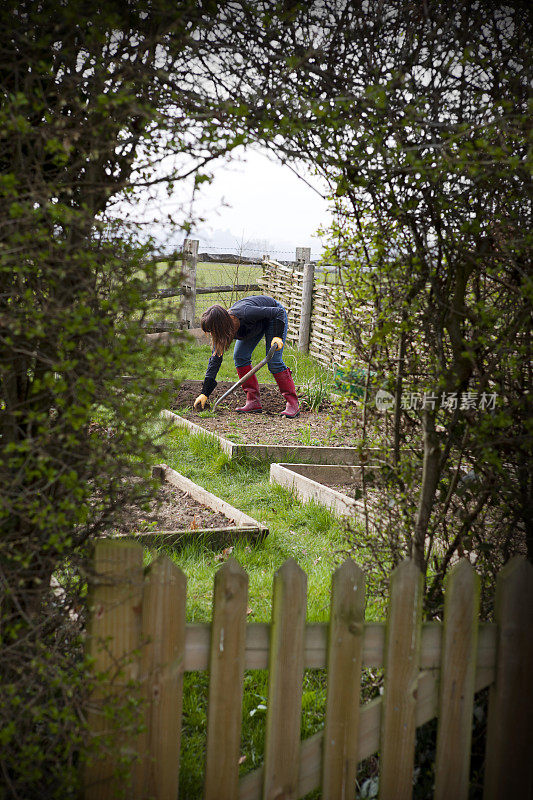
[233,306,288,375]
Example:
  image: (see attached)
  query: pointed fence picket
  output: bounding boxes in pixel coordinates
[84,540,144,800]
[84,541,533,800]
[379,561,424,800]
[204,559,248,800]
[135,555,186,798]
[263,560,307,800]
[322,560,365,799]
[483,558,533,799]
[434,560,480,800]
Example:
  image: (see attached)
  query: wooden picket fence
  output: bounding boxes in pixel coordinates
[83,540,532,800]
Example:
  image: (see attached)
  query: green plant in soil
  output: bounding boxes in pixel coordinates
[283,349,332,393]
[296,425,323,447]
[301,372,335,413]
[195,409,217,419]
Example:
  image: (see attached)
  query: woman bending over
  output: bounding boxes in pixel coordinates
[193,296,299,418]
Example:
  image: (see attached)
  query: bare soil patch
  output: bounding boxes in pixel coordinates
[328,483,363,497]
[169,380,361,447]
[111,481,231,534]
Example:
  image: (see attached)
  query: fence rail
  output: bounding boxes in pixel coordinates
[146,284,261,301]
[83,541,532,800]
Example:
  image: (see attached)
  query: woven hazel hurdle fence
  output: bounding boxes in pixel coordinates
[259,258,355,369]
[83,540,532,800]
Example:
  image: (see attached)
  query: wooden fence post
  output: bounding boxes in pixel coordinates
[379,559,424,800]
[322,560,365,800]
[180,238,198,328]
[434,560,480,800]
[483,557,533,800]
[133,555,186,800]
[296,247,314,353]
[296,247,311,265]
[263,558,307,800]
[204,559,249,800]
[83,540,144,800]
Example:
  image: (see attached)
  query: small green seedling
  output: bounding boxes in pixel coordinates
[196,408,217,418]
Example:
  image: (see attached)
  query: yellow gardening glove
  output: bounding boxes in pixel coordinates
[271,336,284,350]
[193,393,208,410]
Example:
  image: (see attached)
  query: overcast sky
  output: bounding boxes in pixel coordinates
[165,147,334,259]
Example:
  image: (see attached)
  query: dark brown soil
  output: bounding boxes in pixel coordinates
[169,380,361,447]
[111,481,231,534]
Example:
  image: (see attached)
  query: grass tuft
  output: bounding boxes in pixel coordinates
[188,431,223,460]
[302,372,334,412]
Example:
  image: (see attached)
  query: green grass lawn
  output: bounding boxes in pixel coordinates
[152,424,360,623]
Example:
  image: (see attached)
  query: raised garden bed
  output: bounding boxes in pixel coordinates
[164,380,369,464]
[112,465,268,549]
[163,410,372,465]
[269,463,380,519]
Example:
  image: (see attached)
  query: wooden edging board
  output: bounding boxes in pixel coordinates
[270,463,370,519]
[131,527,267,549]
[161,409,379,465]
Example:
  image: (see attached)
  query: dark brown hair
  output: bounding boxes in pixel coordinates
[200,305,236,356]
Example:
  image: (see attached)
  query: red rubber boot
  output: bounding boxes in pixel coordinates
[235,365,262,413]
[274,368,300,418]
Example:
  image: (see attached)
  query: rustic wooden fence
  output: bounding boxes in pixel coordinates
[144,239,262,331]
[146,241,359,364]
[83,540,532,800]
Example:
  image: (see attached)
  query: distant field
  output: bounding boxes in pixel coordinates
[196,261,262,287]
[150,260,261,285]
[195,262,263,320]
[145,261,263,324]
